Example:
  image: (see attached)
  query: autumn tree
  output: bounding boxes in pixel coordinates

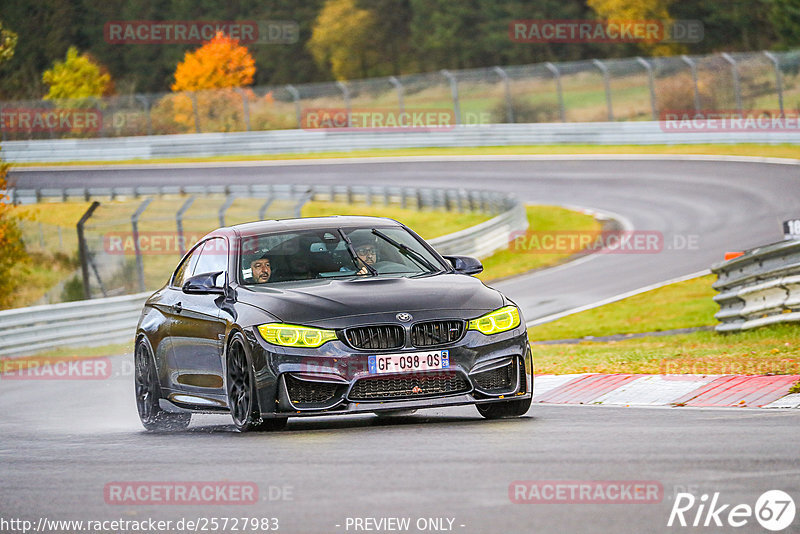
[42,46,113,101]
[307,0,382,80]
[0,22,27,308]
[166,32,256,132]
[587,0,682,54]
[172,32,255,91]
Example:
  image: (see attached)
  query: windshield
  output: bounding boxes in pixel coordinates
[238,226,444,284]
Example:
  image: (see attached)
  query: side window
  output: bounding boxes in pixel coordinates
[193,238,228,287]
[172,244,203,288]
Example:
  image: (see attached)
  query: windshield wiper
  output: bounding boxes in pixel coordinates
[338,228,377,276]
[371,229,439,273]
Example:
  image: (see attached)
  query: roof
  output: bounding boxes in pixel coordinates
[208,215,404,238]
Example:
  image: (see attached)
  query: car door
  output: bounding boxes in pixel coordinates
[169,237,229,395]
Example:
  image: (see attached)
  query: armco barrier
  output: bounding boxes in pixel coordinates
[3,122,800,163]
[712,239,800,332]
[0,187,527,357]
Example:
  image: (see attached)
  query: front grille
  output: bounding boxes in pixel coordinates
[349,371,469,401]
[411,320,465,347]
[472,361,516,392]
[285,374,340,405]
[345,325,405,350]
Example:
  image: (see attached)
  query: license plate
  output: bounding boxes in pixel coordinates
[368,350,450,375]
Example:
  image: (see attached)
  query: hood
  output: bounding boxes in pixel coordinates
[235,274,504,328]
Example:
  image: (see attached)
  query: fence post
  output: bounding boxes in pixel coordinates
[721,53,743,114]
[545,62,566,122]
[636,57,657,120]
[258,198,275,220]
[131,197,153,293]
[218,195,236,227]
[440,70,461,125]
[336,81,352,127]
[77,201,101,300]
[680,55,701,113]
[235,88,251,131]
[763,51,784,117]
[592,59,614,121]
[189,91,201,133]
[286,84,302,128]
[389,76,405,115]
[176,196,195,256]
[493,66,514,123]
[135,95,152,135]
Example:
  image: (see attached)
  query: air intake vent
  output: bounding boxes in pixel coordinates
[411,320,465,347]
[472,361,516,393]
[349,371,469,401]
[345,325,405,350]
[285,375,341,405]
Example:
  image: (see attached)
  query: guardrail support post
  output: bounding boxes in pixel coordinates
[286,85,302,128]
[389,76,405,115]
[763,51,784,117]
[721,53,743,114]
[77,201,101,300]
[440,70,461,125]
[545,62,566,122]
[131,198,153,293]
[235,88,252,131]
[493,66,514,123]
[189,91,201,133]
[175,196,195,256]
[336,81,352,127]
[681,55,701,113]
[592,59,614,121]
[636,57,657,120]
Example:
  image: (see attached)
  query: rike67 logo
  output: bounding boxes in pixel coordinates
[668,490,796,531]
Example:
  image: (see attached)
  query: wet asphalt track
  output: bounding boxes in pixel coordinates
[4,157,800,533]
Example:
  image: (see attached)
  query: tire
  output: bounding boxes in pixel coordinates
[476,396,532,419]
[226,334,286,432]
[134,338,191,431]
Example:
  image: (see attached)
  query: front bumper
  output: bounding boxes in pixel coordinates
[246,326,533,418]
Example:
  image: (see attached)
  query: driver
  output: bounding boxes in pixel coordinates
[353,238,377,275]
[250,253,273,283]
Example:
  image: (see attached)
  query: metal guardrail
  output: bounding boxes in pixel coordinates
[4,121,800,164]
[712,239,800,332]
[0,186,526,357]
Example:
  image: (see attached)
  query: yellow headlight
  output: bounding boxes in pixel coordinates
[257,323,337,348]
[468,306,521,335]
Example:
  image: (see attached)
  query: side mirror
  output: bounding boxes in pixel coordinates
[182,271,225,294]
[444,255,483,275]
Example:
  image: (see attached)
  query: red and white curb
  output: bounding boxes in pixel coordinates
[533,374,800,408]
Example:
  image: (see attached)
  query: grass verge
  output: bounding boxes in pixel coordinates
[528,274,718,341]
[531,324,800,376]
[10,143,800,167]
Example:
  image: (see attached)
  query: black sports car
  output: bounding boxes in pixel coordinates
[134,216,533,431]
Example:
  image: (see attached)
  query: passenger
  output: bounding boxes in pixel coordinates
[250,253,273,283]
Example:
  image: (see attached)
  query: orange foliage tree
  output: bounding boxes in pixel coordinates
[165,32,256,132]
